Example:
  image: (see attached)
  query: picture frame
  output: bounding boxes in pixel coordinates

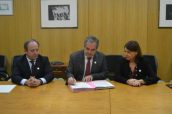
[0,0,13,15]
[41,0,77,28]
[159,0,172,27]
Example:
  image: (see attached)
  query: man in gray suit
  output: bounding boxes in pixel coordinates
[66,36,108,85]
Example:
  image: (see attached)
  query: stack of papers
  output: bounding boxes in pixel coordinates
[69,80,114,92]
[0,85,16,93]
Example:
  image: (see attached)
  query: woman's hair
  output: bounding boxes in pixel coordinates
[124,40,142,59]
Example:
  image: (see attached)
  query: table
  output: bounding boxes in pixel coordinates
[0,81,172,114]
[110,82,172,114]
[0,80,110,114]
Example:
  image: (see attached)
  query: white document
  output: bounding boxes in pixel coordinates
[0,85,16,93]
[91,80,115,89]
[70,82,93,89]
[69,80,114,92]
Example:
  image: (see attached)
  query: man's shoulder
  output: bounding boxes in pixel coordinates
[17,54,25,62]
[14,55,26,67]
[95,51,105,57]
[70,50,84,57]
[37,54,49,61]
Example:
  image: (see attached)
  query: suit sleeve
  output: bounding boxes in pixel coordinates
[142,61,159,85]
[11,62,25,85]
[91,55,108,80]
[42,57,54,83]
[66,54,74,79]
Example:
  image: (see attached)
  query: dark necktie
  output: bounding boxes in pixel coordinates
[85,57,91,76]
[30,60,35,76]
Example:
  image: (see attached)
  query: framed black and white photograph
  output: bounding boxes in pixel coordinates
[41,0,77,28]
[0,0,13,15]
[159,0,172,27]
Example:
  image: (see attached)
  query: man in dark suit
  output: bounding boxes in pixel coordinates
[66,36,108,85]
[11,39,54,87]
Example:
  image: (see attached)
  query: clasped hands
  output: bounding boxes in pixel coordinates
[68,75,93,85]
[25,76,42,87]
[127,79,145,87]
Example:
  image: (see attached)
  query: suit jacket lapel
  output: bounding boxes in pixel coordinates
[91,53,97,73]
[23,57,32,75]
[35,57,41,75]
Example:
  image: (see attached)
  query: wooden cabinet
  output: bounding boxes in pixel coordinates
[51,64,67,80]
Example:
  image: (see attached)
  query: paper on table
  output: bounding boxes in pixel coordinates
[70,82,94,89]
[69,80,114,92]
[88,80,115,89]
[0,85,16,93]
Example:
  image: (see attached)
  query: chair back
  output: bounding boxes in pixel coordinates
[105,54,158,80]
[105,55,122,80]
[0,55,6,72]
[143,55,158,73]
[0,55,10,81]
[11,55,22,73]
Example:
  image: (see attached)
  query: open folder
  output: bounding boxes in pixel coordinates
[69,80,115,92]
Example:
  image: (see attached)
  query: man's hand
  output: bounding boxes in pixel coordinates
[83,75,93,82]
[25,77,41,87]
[68,77,76,85]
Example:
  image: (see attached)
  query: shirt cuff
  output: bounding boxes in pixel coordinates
[40,78,47,84]
[20,79,27,85]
